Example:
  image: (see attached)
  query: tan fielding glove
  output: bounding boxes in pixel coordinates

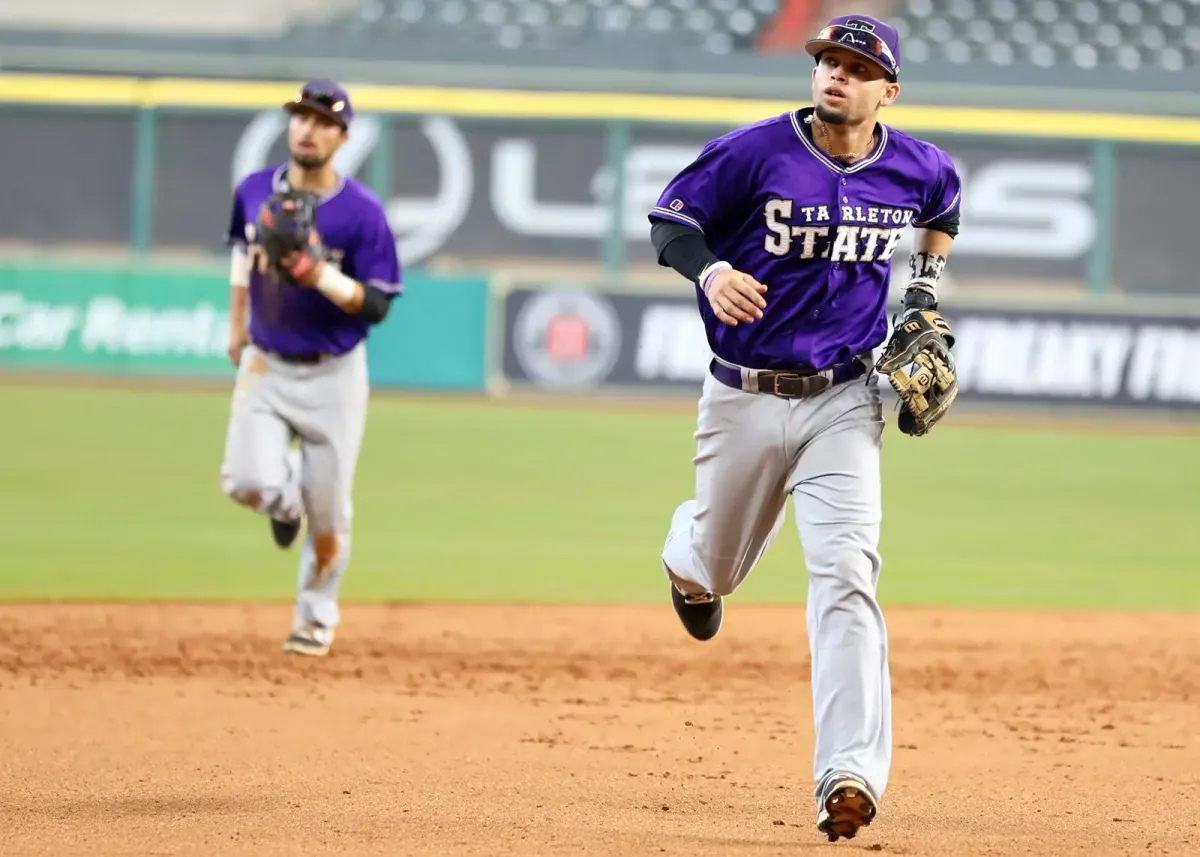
[874,309,959,437]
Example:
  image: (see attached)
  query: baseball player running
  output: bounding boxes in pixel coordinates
[221,80,403,657]
[648,15,960,842]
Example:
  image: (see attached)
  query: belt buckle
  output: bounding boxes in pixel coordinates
[289,351,325,365]
[767,371,829,398]
[768,372,802,398]
[768,364,825,396]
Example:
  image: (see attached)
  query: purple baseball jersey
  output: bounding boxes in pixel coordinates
[650,107,962,371]
[227,164,403,356]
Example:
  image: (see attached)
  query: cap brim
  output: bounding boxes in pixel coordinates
[804,39,896,78]
[283,98,349,129]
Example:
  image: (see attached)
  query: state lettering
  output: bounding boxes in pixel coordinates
[763,198,904,262]
[830,226,860,262]
[763,199,793,256]
[795,226,830,259]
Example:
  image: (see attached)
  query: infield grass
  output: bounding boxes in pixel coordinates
[1,382,1197,611]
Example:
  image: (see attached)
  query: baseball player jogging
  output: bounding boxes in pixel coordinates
[220,80,403,657]
[648,15,960,842]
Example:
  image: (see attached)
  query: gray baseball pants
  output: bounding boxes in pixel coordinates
[662,368,892,802]
[220,342,369,630]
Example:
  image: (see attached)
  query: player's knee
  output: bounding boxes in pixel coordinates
[221,471,272,508]
[231,490,260,509]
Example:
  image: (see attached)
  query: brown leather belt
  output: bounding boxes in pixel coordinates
[709,356,868,399]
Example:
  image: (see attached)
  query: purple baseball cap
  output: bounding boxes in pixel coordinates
[804,15,901,81]
[283,79,354,129]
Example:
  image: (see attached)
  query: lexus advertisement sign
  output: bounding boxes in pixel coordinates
[500,285,1200,411]
[4,107,1200,293]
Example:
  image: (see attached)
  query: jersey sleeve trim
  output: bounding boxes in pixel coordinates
[913,188,962,228]
[366,277,404,296]
[648,207,705,234]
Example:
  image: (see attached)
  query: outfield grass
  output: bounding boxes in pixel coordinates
[1,382,1197,610]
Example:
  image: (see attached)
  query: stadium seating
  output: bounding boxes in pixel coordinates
[340,0,1200,72]
[890,0,1200,73]
[346,0,782,54]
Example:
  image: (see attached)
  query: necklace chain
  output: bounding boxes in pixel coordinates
[818,119,875,162]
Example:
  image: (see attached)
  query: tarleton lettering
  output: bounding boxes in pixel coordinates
[763,198,909,262]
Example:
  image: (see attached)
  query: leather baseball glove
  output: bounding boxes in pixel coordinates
[253,189,324,283]
[875,309,958,437]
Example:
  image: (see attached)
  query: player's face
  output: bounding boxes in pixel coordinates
[810,47,900,126]
[287,109,347,170]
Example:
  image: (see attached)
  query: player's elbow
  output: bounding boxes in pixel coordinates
[354,284,393,324]
[650,218,698,263]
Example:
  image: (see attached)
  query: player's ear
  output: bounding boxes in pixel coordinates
[881,81,900,107]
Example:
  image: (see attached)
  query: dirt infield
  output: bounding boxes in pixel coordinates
[1,604,1198,856]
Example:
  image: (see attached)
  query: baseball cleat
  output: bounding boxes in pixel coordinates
[270,516,302,549]
[816,771,878,842]
[670,583,723,641]
[272,446,303,549]
[282,621,334,657]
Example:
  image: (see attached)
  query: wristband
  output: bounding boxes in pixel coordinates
[698,261,732,296]
[316,265,359,304]
[229,245,249,289]
[907,252,947,300]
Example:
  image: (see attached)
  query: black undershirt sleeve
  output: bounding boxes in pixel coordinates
[921,207,960,238]
[354,284,393,324]
[650,218,720,282]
